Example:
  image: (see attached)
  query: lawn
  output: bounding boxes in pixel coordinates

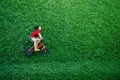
[0,0,120,80]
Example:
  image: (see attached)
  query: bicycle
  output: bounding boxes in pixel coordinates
[23,39,50,56]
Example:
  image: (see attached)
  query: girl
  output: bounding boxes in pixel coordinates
[30,25,44,51]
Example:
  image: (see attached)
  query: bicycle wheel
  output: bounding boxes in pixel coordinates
[24,46,34,56]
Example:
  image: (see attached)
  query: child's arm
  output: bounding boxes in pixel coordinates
[38,33,43,39]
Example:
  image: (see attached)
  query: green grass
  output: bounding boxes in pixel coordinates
[0,0,120,80]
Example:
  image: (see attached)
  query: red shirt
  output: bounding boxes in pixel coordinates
[30,29,40,37]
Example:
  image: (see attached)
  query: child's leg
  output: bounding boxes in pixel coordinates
[36,37,42,44]
[31,38,40,51]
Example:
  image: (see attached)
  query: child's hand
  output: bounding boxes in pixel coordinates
[38,37,44,40]
[41,38,44,40]
[40,37,44,40]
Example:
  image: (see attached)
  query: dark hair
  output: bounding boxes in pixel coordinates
[34,25,40,30]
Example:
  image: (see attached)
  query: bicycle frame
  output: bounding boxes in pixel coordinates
[28,43,46,52]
